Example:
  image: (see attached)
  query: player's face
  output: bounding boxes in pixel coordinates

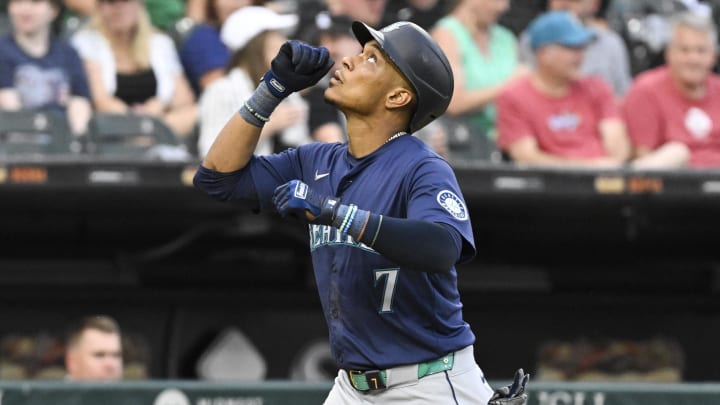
[324,41,404,116]
[8,0,58,37]
[666,25,716,88]
[66,329,123,381]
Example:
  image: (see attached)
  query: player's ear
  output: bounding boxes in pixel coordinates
[385,87,413,111]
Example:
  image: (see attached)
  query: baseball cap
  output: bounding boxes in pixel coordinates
[528,11,596,50]
[221,6,298,52]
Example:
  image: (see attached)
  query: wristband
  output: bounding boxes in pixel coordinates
[238,79,282,127]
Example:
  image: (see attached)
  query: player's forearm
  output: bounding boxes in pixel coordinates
[203,79,283,171]
[202,114,262,172]
[332,204,459,273]
[367,216,459,273]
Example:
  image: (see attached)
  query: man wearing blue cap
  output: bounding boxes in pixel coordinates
[497,11,631,167]
[518,0,632,97]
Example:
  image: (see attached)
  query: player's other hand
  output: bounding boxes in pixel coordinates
[272,180,339,225]
[487,368,529,405]
[263,41,334,99]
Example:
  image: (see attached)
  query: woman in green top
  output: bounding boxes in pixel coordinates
[432,0,525,161]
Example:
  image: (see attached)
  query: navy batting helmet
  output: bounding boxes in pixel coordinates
[351,21,454,133]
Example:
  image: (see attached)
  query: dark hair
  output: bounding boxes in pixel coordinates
[226,30,277,87]
[66,315,121,349]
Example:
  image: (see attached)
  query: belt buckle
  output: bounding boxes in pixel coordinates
[348,369,363,390]
[348,369,386,391]
[363,370,386,390]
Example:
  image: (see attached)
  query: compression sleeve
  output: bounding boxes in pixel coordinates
[360,215,461,274]
[193,165,258,206]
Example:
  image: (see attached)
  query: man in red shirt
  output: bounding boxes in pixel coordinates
[497,11,630,167]
[624,12,720,168]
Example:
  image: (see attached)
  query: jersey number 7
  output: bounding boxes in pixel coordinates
[374,269,399,313]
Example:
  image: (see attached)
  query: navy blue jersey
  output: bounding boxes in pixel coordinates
[209,136,476,370]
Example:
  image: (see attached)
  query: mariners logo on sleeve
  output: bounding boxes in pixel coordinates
[436,190,468,221]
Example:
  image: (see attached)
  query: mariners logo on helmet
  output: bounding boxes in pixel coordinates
[437,190,468,221]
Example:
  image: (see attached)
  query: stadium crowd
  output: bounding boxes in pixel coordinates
[0,0,719,169]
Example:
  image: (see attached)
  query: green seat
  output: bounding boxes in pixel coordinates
[0,110,74,157]
[88,113,190,160]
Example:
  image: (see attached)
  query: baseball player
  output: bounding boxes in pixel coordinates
[194,19,528,404]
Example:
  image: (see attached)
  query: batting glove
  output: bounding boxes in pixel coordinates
[263,40,334,99]
[272,180,340,225]
[488,369,530,405]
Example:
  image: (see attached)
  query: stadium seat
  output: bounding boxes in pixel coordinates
[0,110,74,157]
[87,112,191,160]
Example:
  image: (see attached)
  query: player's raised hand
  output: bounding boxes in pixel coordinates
[263,40,334,99]
[272,180,340,225]
[487,369,530,405]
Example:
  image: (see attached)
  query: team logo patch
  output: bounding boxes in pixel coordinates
[436,190,468,221]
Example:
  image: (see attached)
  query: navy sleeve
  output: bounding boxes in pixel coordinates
[406,158,476,262]
[193,165,259,209]
[357,215,462,273]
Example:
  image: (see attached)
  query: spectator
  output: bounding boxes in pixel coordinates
[625,12,720,168]
[180,0,260,96]
[303,14,358,143]
[71,0,197,139]
[325,0,386,27]
[431,0,525,161]
[0,0,92,135]
[381,0,449,30]
[63,0,186,31]
[63,0,94,17]
[296,0,387,48]
[197,6,309,157]
[64,315,123,381]
[497,11,630,167]
[519,0,632,97]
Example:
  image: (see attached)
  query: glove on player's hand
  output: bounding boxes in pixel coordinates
[272,180,340,225]
[488,369,530,405]
[263,40,334,99]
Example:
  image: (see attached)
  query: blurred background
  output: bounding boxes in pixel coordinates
[1,0,720,403]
